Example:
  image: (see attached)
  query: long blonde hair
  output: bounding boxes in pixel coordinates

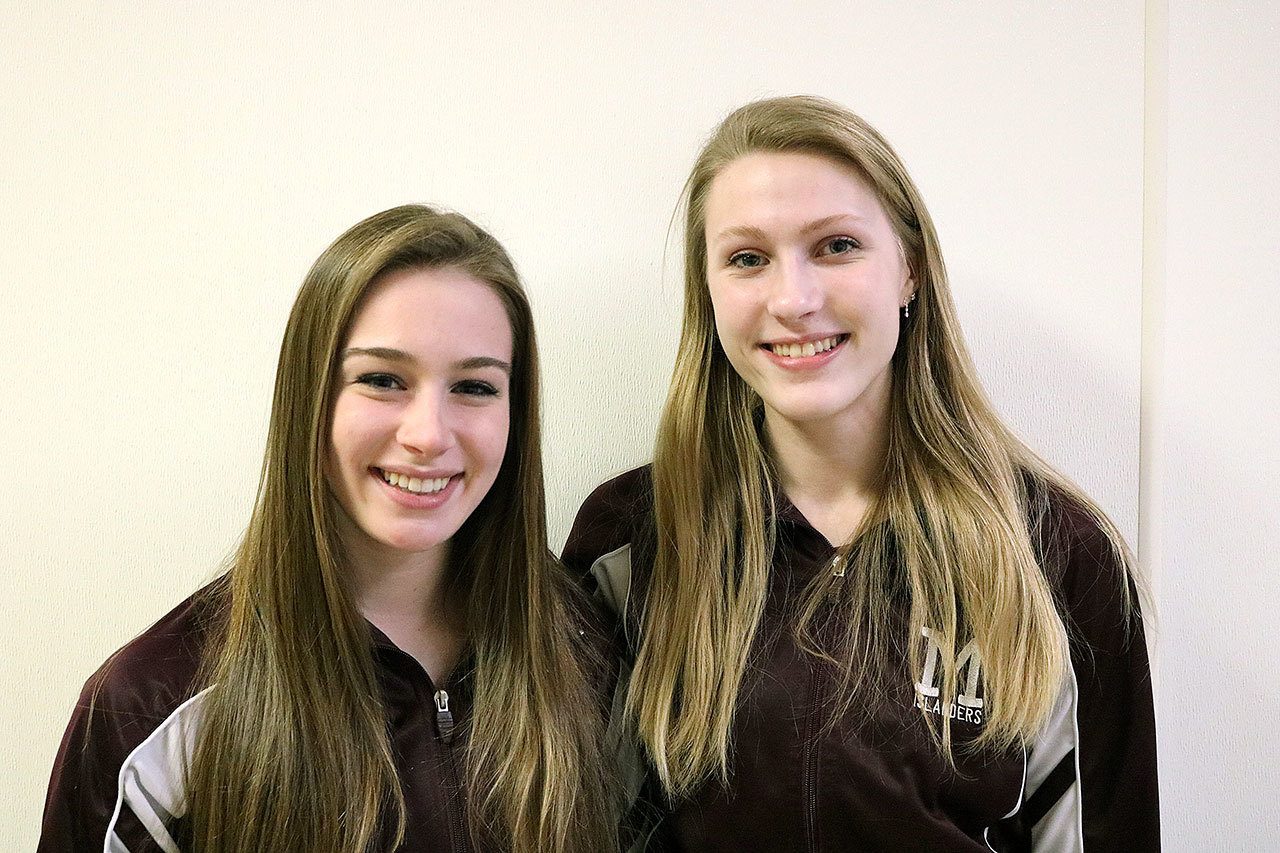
[636,96,1134,795]
[186,205,617,852]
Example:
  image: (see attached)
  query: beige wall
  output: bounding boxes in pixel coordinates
[0,2,1176,847]
[1152,0,1280,846]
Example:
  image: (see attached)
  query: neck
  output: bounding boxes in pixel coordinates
[342,525,465,685]
[764,379,892,546]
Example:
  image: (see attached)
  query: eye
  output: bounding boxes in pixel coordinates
[355,372,405,391]
[728,250,768,269]
[819,236,860,256]
[453,379,500,398]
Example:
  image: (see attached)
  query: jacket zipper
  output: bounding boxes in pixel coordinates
[435,689,456,744]
[806,553,842,851]
[434,688,468,853]
[827,553,846,601]
[802,663,826,852]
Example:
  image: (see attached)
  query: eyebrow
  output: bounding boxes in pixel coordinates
[712,213,868,244]
[343,347,511,375]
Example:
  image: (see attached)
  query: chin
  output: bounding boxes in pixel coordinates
[373,524,454,554]
[762,394,860,426]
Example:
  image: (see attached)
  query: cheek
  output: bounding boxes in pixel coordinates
[708,288,753,344]
[322,407,357,507]
[867,294,902,328]
[487,412,513,466]
[328,396,386,469]
[461,407,512,471]
[327,401,355,471]
[841,279,902,331]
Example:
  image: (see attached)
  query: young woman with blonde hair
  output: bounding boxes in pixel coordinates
[564,96,1158,850]
[42,204,620,853]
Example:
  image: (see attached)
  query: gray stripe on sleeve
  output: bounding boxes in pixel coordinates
[105,686,211,853]
[1026,669,1084,852]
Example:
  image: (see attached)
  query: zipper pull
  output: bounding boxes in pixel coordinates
[434,689,455,744]
[827,553,846,602]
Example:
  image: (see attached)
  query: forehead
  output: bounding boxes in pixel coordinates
[345,266,513,357]
[703,151,890,233]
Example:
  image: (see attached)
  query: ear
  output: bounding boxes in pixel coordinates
[896,244,916,304]
[900,274,916,306]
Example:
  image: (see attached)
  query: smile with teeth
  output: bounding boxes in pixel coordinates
[764,334,847,358]
[378,469,453,495]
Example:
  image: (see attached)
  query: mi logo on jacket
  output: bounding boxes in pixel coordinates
[914,627,985,725]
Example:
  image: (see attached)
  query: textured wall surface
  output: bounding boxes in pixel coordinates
[1155,1,1280,847]
[0,4,1147,848]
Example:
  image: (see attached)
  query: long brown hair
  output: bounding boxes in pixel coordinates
[636,96,1134,795]
[186,205,617,852]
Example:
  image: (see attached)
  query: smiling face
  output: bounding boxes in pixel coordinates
[703,150,914,431]
[326,266,514,564]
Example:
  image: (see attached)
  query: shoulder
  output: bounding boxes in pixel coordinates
[561,466,654,577]
[84,584,219,720]
[40,584,222,851]
[562,467,655,641]
[61,584,220,769]
[1031,483,1140,656]
[1020,482,1160,848]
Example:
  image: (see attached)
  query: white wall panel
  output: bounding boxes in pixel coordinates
[1156,2,1280,848]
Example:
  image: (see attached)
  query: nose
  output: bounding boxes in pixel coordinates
[765,256,822,322]
[397,392,454,457]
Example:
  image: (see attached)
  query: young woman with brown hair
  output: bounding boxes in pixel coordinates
[41,204,620,853]
[563,97,1159,851]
